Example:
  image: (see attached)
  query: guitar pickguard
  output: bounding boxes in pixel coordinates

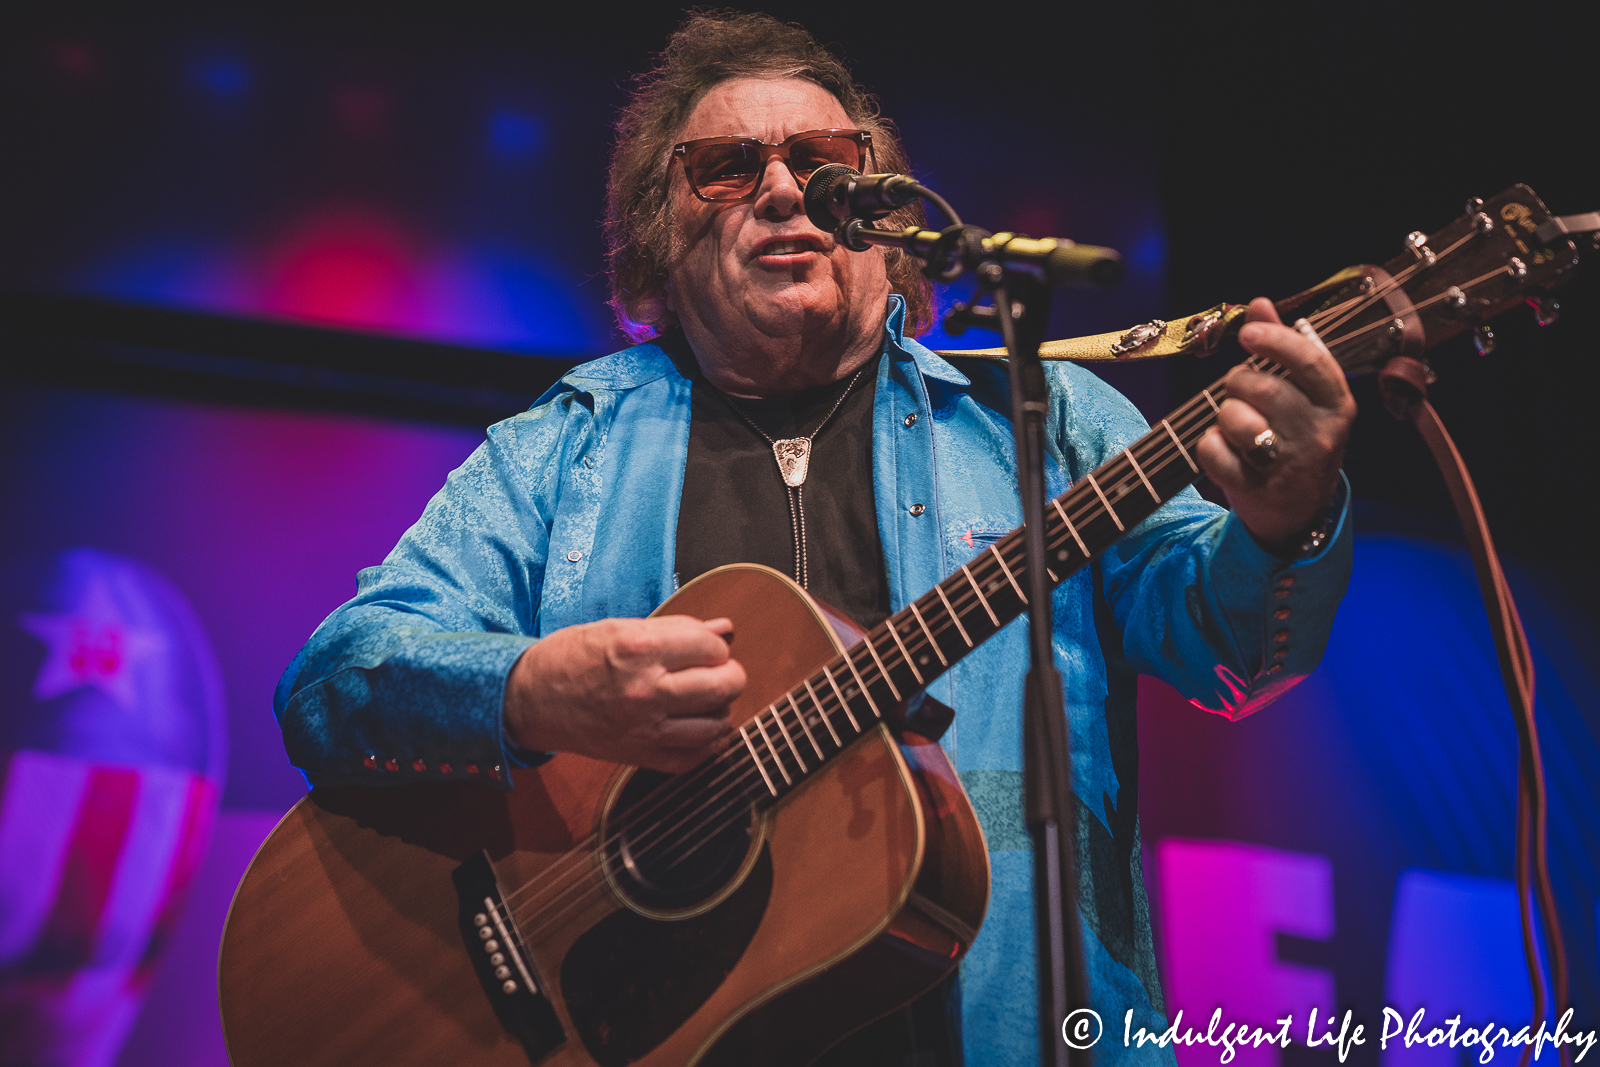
[560,845,774,1067]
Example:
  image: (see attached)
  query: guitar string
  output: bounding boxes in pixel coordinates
[499,274,1460,936]
[506,347,1319,937]
[1311,231,1472,340]
[499,280,1377,918]
[509,372,1297,940]
[505,362,1277,939]
[505,353,1291,938]
[506,340,1320,936]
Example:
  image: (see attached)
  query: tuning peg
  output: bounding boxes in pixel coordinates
[1465,198,1494,235]
[1527,296,1560,326]
[1405,230,1437,266]
[1472,325,1496,356]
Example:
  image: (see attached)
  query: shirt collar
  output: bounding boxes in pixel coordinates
[884,294,972,387]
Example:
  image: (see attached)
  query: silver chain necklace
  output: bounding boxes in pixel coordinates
[711,365,867,589]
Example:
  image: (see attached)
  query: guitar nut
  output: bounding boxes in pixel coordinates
[478,926,493,941]
[490,952,504,966]
[495,966,511,980]
[484,939,499,953]
[473,914,489,928]
[503,980,518,995]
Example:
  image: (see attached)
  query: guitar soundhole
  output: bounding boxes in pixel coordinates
[606,768,757,912]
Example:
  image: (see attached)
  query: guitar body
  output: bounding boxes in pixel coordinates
[220,565,990,1067]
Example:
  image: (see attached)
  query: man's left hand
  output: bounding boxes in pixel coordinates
[1194,297,1357,551]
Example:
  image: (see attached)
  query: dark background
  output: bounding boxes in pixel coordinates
[6,0,1594,595]
[2,2,1595,1064]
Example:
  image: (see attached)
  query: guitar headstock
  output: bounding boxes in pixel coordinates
[1277,184,1583,378]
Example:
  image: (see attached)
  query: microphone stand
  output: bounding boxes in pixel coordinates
[843,218,1116,1067]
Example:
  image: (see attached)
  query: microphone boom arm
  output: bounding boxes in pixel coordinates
[838,219,1125,290]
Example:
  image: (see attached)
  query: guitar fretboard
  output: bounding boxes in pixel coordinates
[726,359,1278,803]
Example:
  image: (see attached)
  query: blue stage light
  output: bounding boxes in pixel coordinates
[488,108,546,163]
[188,55,250,100]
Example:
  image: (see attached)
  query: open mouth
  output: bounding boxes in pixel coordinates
[758,238,819,258]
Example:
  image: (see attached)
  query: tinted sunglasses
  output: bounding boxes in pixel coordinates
[672,128,875,202]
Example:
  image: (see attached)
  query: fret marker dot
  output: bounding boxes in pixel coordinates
[1057,550,1068,561]
[918,655,929,666]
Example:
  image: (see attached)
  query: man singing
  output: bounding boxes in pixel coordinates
[276,11,1356,1064]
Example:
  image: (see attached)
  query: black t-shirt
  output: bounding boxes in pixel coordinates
[670,337,891,631]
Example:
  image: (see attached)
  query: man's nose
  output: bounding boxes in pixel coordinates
[754,155,804,218]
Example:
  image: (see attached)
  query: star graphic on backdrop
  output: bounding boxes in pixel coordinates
[17,575,167,710]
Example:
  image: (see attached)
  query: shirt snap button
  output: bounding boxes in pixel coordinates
[904,413,918,427]
[566,550,583,562]
[909,503,925,516]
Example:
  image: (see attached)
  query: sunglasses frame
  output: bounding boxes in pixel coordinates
[671,128,875,203]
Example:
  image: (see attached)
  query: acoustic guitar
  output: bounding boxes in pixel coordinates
[218,185,1580,1067]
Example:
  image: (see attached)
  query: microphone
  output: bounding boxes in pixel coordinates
[803,164,919,231]
[805,162,1124,288]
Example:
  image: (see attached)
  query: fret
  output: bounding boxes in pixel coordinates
[799,686,841,747]
[1202,388,1221,414]
[787,693,825,759]
[935,582,973,648]
[1046,567,1059,583]
[1087,472,1124,532]
[862,631,903,701]
[1161,418,1199,473]
[753,716,791,785]
[822,665,861,733]
[1125,448,1160,503]
[839,649,883,720]
[988,544,1027,604]
[962,563,1000,627]
[803,678,842,745]
[739,725,778,797]
[1051,498,1089,557]
[909,601,948,666]
[884,617,925,684]
[769,703,807,771]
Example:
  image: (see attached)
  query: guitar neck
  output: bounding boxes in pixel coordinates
[729,362,1251,803]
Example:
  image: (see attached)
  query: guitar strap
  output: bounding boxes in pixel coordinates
[1379,357,1571,1051]
[935,302,1250,363]
[931,273,1360,364]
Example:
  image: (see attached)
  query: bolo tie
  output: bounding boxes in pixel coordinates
[712,365,867,590]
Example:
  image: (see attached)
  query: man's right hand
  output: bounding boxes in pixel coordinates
[502,615,745,774]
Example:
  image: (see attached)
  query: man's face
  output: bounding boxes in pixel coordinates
[664,76,890,390]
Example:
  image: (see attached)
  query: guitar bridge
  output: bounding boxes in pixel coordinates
[454,851,564,1063]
